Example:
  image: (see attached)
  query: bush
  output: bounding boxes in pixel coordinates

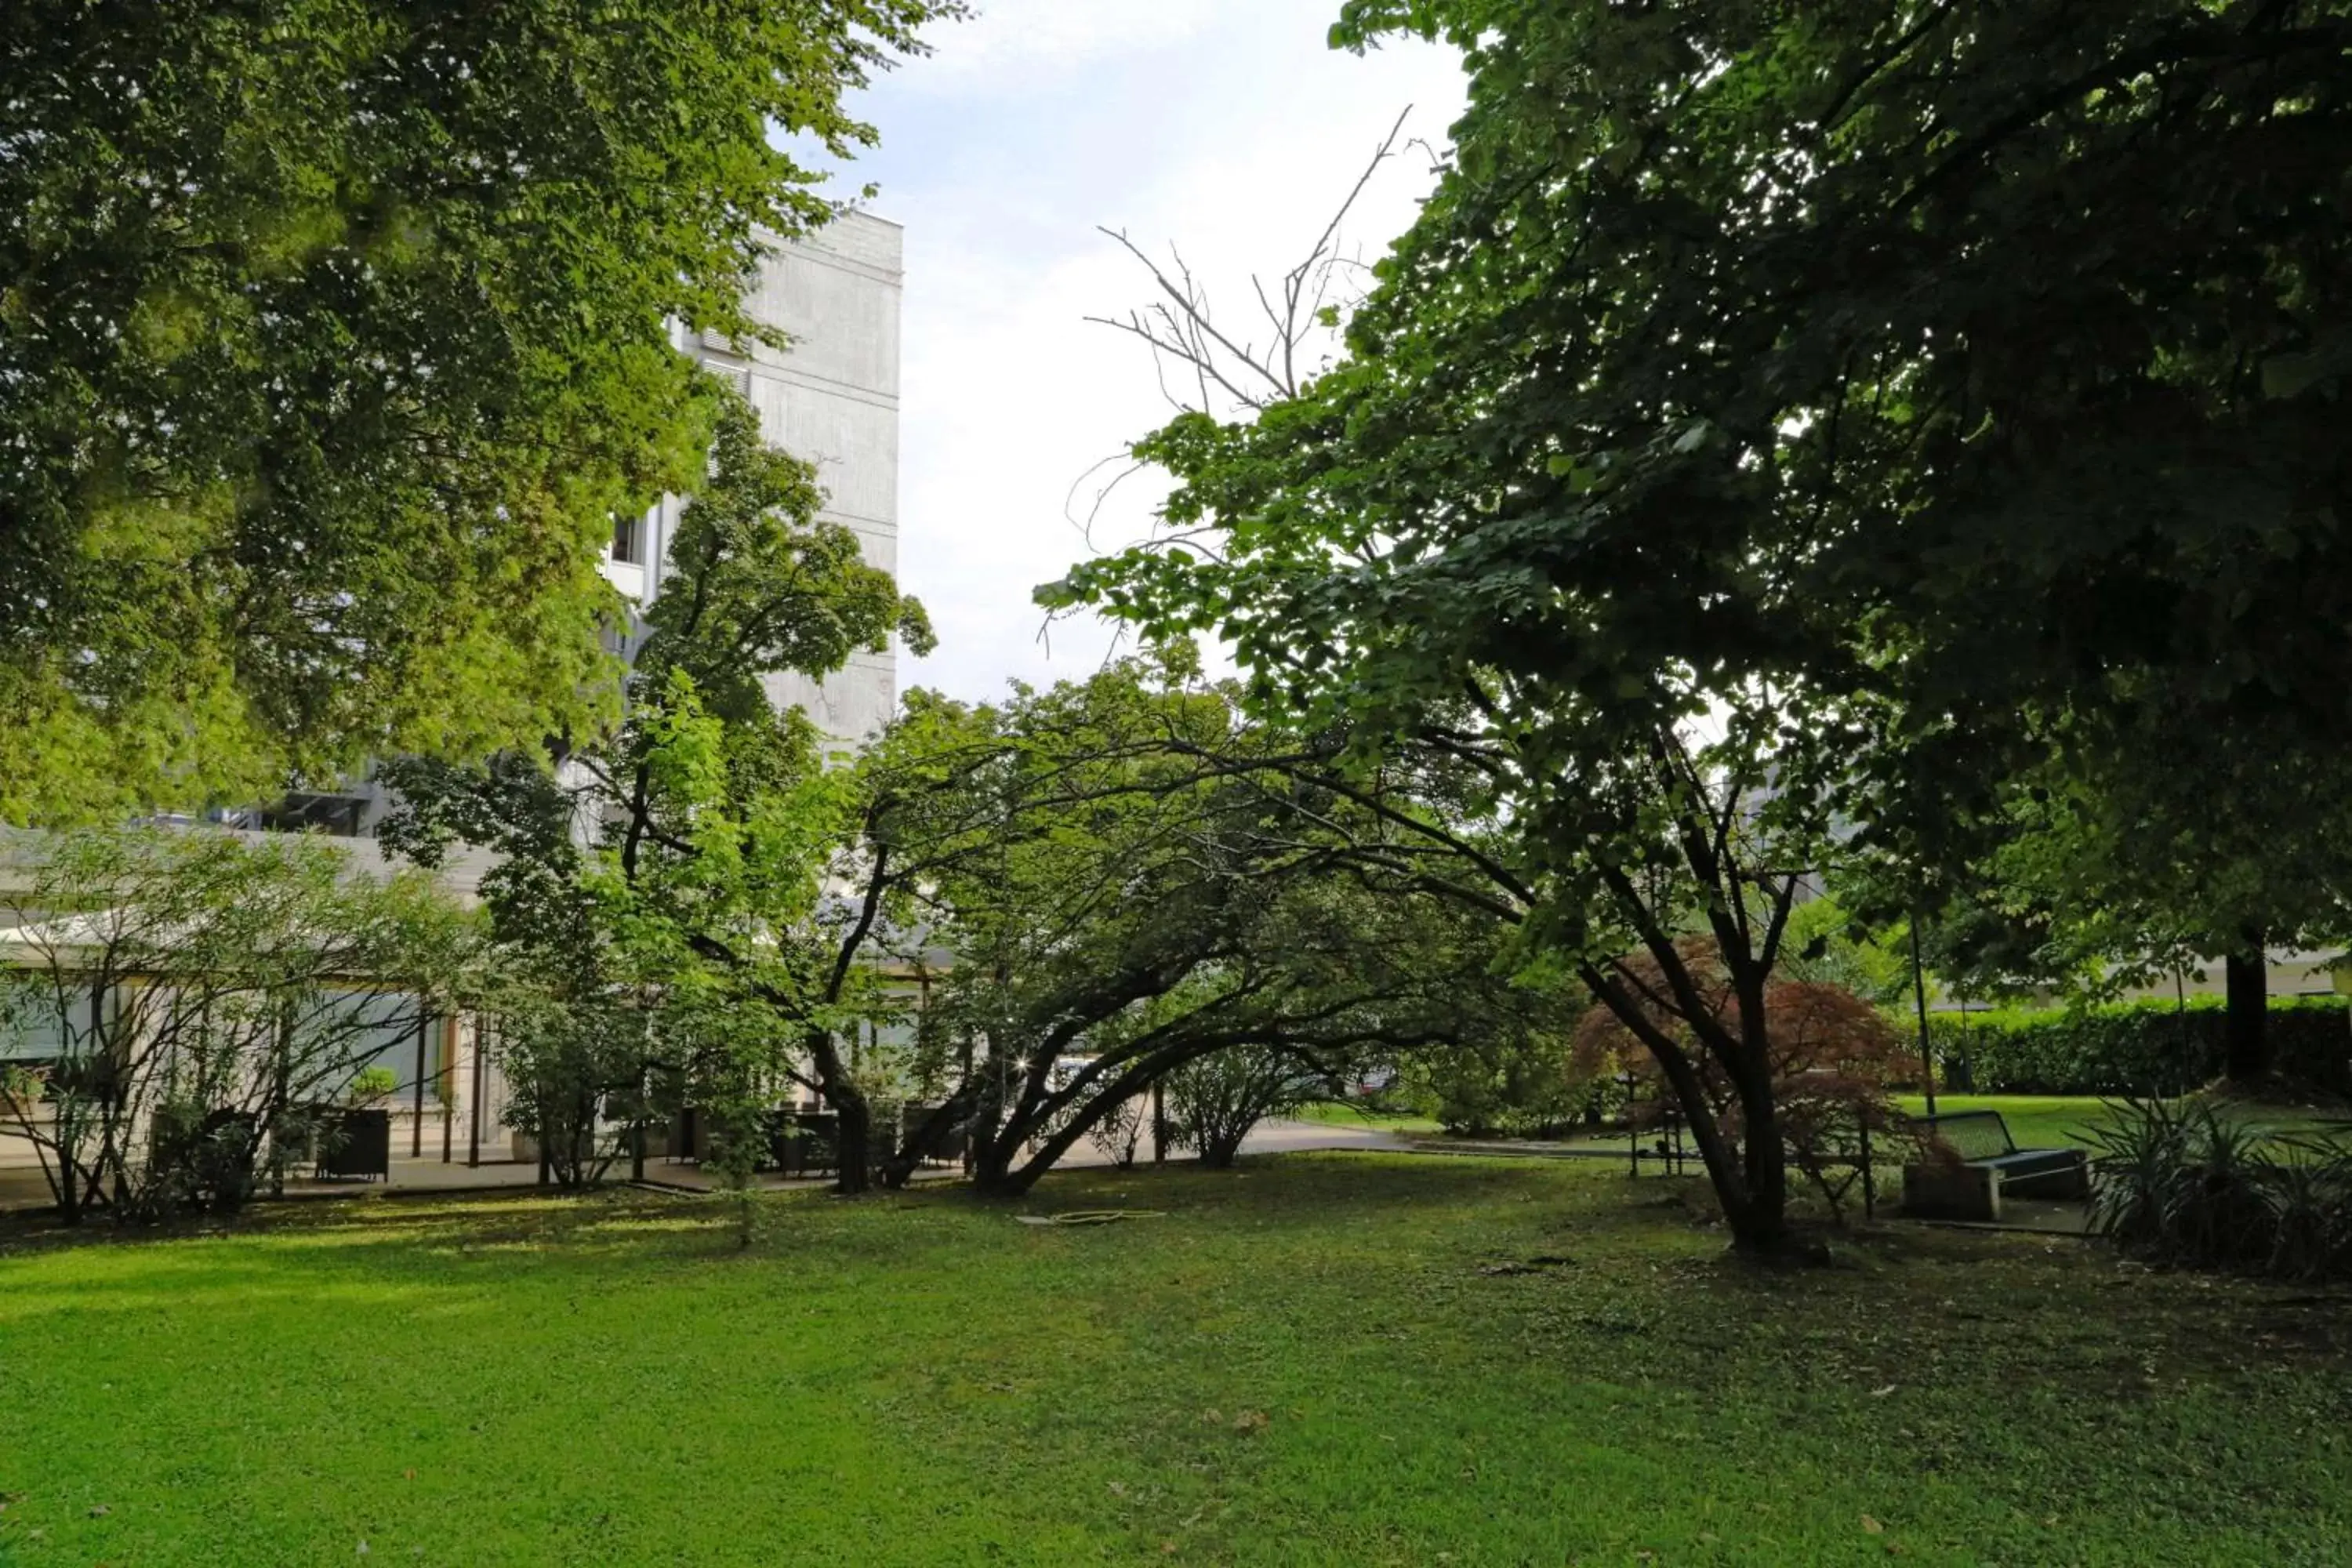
[1087,1092,1148,1169]
[1929,996,2352,1097]
[1163,1046,1325,1168]
[2088,1101,2352,1280]
[1401,1035,1591,1138]
[0,828,477,1224]
[493,999,655,1189]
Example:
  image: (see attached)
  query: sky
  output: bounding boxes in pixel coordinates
[832,0,1469,706]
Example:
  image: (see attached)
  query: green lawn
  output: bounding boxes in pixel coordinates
[1893,1093,2122,1151]
[4,1157,2350,1566]
[1893,1094,2349,1152]
[1289,1100,1445,1134]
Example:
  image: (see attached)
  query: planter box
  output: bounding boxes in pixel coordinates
[316,1107,392,1181]
[1903,1161,2002,1221]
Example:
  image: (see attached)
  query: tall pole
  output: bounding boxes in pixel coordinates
[411,1010,429,1159]
[1911,919,1937,1116]
[468,1015,485,1167]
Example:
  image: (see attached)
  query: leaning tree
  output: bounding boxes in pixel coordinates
[855,660,1549,1196]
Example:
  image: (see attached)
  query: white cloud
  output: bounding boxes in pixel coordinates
[898,0,1242,93]
[852,2,1468,705]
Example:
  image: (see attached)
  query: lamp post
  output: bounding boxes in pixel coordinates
[1911,918,1937,1116]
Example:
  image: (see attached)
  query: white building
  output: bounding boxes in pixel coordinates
[610,211,906,748]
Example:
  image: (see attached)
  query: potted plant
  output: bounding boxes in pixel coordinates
[346,1065,398,1107]
[316,1067,397,1181]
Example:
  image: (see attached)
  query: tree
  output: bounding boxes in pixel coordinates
[1065,260,1858,1252]
[1889,720,2352,1087]
[0,828,478,1222]
[1060,0,2352,1251]
[1572,942,1919,1225]
[381,393,931,1197]
[855,661,1544,1197]
[0,0,961,824]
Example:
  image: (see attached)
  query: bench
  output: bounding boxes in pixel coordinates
[1902,1109,2088,1219]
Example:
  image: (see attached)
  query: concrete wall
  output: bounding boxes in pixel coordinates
[609,211,906,750]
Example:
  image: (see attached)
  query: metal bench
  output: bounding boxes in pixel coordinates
[1908,1109,2088,1201]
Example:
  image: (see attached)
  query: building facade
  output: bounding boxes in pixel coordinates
[611,211,906,748]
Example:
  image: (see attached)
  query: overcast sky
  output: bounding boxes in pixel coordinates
[837,0,1468,706]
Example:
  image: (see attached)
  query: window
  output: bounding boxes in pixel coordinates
[612,512,645,565]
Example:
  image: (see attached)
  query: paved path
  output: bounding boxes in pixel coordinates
[1236,1117,1410,1157]
[0,1116,1414,1214]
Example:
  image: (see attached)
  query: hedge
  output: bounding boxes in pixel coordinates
[1926,996,2352,1098]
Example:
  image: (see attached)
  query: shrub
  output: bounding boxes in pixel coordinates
[2087,1101,2352,1280]
[1163,1046,1326,1169]
[493,998,655,1189]
[1929,997,2352,1097]
[1400,1033,1591,1138]
[0,829,477,1224]
[1088,1092,1148,1169]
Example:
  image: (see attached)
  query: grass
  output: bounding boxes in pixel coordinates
[1288,1101,1444,1134]
[1893,1094,2349,1153]
[3,1156,2350,1566]
[1893,1094,2122,1151]
[1292,1094,2333,1157]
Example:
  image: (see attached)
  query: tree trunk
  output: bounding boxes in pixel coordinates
[831,1085,873,1196]
[1730,1066,1788,1257]
[880,1092,978,1191]
[1631,1031,1788,1256]
[803,1029,873,1196]
[968,1129,1022,1196]
[1642,1040,1785,1254]
[2224,942,2270,1084]
[56,1142,80,1226]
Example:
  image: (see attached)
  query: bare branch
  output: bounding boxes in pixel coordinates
[1090,105,1417,416]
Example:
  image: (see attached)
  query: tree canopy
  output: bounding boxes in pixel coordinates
[835,659,1547,1196]
[1058,0,2352,1250]
[0,0,960,823]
